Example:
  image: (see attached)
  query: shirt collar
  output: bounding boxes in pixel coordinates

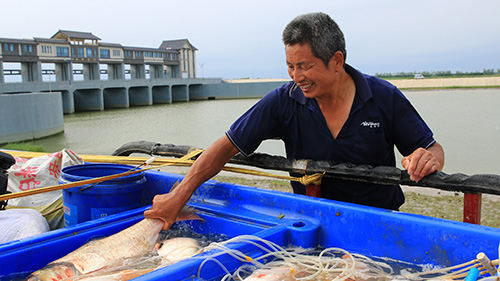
[288,64,373,105]
[345,64,373,103]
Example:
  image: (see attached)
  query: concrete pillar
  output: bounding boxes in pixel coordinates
[21,61,42,82]
[107,63,125,80]
[173,65,180,78]
[149,64,163,79]
[83,63,100,81]
[61,90,75,114]
[191,50,196,78]
[0,61,4,84]
[130,64,145,79]
[164,65,180,78]
[55,61,73,82]
[163,65,171,78]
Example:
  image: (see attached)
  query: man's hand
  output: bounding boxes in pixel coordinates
[144,191,184,231]
[144,135,240,231]
[401,142,444,182]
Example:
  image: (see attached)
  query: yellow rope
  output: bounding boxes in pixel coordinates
[0,149,325,200]
[218,165,325,186]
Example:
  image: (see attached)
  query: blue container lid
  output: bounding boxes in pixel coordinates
[61,163,146,194]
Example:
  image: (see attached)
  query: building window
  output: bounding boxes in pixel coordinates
[10,44,15,52]
[23,45,34,53]
[87,48,93,58]
[112,49,120,56]
[56,46,69,57]
[77,47,84,57]
[100,49,110,58]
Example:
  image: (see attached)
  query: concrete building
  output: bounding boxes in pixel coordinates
[160,39,198,78]
[0,30,197,83]
[0,30,288,144]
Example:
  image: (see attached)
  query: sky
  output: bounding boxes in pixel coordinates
[1,0,499,79]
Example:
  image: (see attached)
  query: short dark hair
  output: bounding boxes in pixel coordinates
[282,12,347,66]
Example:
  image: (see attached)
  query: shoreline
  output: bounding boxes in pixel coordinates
[387,76,500,89]
[226,76,500,89]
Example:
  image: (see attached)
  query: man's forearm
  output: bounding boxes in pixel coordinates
[427,142,445,171]
[172,135,239,204]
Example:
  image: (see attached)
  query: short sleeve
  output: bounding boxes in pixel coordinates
[391,89,435,156]
[226,89,284,156]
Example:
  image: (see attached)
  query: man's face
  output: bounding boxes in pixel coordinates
[285,43,338,99]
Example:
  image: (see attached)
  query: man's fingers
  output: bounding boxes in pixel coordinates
[410,158,439,182]
[402,148,440,182]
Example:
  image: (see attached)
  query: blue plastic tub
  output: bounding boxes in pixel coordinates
[60,163,147,226]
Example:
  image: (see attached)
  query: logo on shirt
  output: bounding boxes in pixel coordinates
[360,121,380,128]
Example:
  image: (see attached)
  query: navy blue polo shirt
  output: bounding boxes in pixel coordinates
[226,64,435,210]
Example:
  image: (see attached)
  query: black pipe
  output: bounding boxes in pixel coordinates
[112,141,500,196]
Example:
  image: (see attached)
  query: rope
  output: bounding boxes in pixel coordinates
[218,165,325,186]
[0,149,325,201]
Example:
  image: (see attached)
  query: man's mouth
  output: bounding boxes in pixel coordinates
[299,83,313,91]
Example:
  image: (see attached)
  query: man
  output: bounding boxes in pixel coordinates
[145,12,444,230]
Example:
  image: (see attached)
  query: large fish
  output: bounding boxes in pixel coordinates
[156,237,201,263]
[26,208,202,281]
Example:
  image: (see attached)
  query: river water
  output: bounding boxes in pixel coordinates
[30,88,500,176]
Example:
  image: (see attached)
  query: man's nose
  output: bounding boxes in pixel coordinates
[290,68,305,82]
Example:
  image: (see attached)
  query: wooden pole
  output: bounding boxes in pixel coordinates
[306,184,321,198]
[463,193,482,224]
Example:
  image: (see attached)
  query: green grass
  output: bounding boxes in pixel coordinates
[401,192,500,228]
[1,142,45,152]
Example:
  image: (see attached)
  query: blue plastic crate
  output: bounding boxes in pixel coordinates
[2,169,500,280]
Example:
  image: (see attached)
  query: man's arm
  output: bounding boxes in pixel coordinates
[144,135,239,230]
[401,142,445,182]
